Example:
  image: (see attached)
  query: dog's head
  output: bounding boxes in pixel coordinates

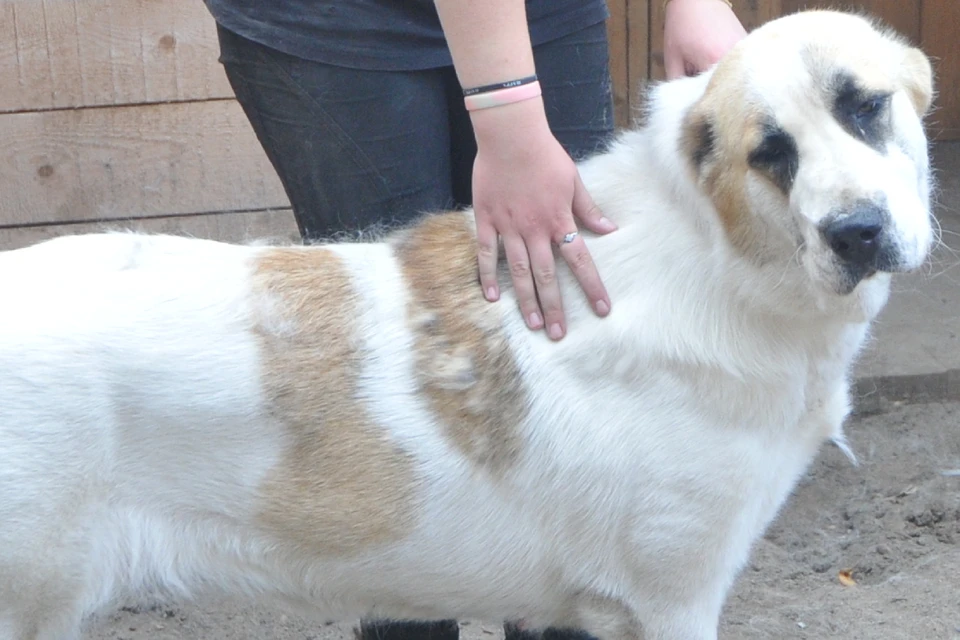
[682,10,934,298]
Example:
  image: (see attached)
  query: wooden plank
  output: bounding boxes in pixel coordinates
[0,99,290,227]
[649,0,782,81]
[0,0,234,113]
[606,0,631,129]
[921,0,960,141]
[626,0,650,127]
[648,0,667,82]
[0,209,301,251]
[781,1,921,44]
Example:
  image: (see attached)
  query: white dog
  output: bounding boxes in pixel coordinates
[0,10,935,640]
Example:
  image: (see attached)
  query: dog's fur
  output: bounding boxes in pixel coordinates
[0,10,936,640]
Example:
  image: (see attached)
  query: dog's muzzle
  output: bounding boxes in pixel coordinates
[820,201,898,291]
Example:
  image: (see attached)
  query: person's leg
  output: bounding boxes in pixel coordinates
[533,21,616,162]
[215,24,457,241]
[442,68,477,210]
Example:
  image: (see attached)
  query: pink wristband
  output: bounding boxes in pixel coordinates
[464,80,543,112]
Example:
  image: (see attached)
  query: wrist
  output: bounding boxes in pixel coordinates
[464,78,542,111]
[469,95,552,150]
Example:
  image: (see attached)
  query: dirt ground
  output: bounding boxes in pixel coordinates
[86,401,960,640]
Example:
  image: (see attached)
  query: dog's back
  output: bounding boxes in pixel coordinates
[0,224,584,638]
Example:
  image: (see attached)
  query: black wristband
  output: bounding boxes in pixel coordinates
[462,74,539,97]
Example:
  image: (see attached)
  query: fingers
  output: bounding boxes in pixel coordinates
[477,201,612,340]
[556,231,610,318]
[571,173,617,235]
[568,175,612,317]
[664,51,687,80]
[483,221,611,339]
[475,217,501,302]
[528,240,565,340]
[502,234,543,332]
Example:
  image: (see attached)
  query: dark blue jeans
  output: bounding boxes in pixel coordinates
[215,20,611,640]
[216,22,615,241]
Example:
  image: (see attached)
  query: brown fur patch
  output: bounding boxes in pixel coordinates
[683,49,768,258]
[252,247,417,555]
[393,213,528,474]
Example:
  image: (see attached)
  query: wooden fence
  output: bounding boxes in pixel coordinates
[0,0,296,250]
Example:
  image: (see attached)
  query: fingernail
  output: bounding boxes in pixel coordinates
[528,312,543,329]
[598,216,617,232]
[548,323,564,340]
[595,299,610,316]
[486,286,499,301]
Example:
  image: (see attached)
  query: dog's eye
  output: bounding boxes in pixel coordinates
[852,93,892,123]
[856,97,883,120]
[750,133,795,165]
[748,128,799,193]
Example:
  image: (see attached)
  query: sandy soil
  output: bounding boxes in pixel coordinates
[86,401,960,640]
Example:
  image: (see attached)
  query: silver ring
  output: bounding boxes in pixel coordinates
[561,231,579,245]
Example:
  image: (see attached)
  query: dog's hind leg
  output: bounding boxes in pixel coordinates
[0,523,96,640]
[0,526,90,638]
[0,612,83,640]
[0,575,86,640]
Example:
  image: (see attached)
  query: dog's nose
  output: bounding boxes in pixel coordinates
[822,204,885,266]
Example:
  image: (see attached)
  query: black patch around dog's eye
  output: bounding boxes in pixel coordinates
[689,118,715,170]
[831,73,892,152]
[748,126,799,194]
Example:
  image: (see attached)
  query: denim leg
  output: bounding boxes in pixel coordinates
[215,25,456,241]
[535,21,616,161]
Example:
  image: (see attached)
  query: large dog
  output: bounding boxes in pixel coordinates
[0,10,936,640]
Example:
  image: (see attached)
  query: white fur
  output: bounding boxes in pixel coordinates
[0,11,934,640]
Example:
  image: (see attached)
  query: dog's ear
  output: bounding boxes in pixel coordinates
[681,106,716,179]
[901,46,934,117]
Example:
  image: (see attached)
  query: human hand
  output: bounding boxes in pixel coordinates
[470,97,616,341]
[663,0,747,79]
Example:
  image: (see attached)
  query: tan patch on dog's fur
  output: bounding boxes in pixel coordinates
[252,247,417,554]
[394,213,528,474]
[683,48,768,257]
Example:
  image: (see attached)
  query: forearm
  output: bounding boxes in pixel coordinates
[433,0,536,88]
[434,0,550,144]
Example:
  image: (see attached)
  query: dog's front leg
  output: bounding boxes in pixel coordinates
[565,593,642,640]
[636,608,719,640]
[615,586,723,640]
[570,594,718,640]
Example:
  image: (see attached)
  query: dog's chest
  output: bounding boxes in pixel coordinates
[513,341,859,579]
